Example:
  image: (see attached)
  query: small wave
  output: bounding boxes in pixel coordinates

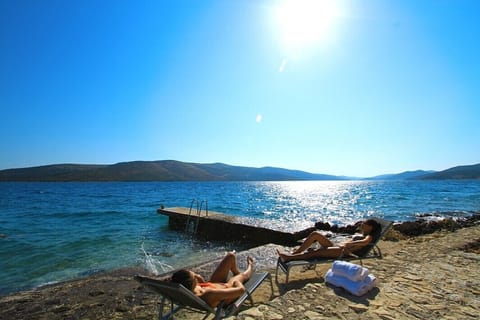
[415,211,473,221]
[78,268,105,277]
[140,243,173,275]
[34,280,60,289]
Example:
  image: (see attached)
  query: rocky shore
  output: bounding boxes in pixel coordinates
[1,223,479,320]
[235,225,480,320]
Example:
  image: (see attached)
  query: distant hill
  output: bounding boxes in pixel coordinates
[0,164,108,181]
[367,170,436,180]
[0,160,345,182]
[417,163,480,180]
[367,164,480,180]
[1,161,478,182]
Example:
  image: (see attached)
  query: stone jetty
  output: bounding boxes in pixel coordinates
[158,207,315,245]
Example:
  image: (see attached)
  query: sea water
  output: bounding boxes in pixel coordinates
[1,180,479,295]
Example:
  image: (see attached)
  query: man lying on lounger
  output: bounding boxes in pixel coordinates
[277,219,381,262]
[170,252,254,307]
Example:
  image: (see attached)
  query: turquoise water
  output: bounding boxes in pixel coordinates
[1,180,479,295]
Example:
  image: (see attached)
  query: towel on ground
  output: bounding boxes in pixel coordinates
[331,260,369,282]
[325,269,377,296]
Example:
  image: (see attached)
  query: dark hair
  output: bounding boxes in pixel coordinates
[352,219,382,257]
[171,269,193,290]
[364,219,381,241]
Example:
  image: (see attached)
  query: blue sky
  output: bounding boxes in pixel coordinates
[1,0,479,177]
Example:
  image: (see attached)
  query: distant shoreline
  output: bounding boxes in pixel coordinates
[1,160,479,181]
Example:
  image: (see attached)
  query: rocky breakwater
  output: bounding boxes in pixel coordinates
[312,212,480,237]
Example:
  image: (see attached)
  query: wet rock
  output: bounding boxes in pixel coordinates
[314,222,331,230]
[45,298,62,305]
[394,220,425,236]
[393,213,480,237]
[313,213,480,238]
[115,304,129,312]
[88,290,105,297]
[52,305,69,313]
[460,238,480,253]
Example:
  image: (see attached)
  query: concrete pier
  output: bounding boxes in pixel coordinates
[157,207,314,246]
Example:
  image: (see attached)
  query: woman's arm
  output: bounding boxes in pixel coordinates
[193,272,206,283]
[199,281,246,307]
[342,234,372,253]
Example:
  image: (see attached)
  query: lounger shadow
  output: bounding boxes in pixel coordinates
[135,271,271,320]
[275,217,393,284]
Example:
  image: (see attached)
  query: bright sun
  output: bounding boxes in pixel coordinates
[274,0,340,52]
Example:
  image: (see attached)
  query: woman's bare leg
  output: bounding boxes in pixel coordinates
[227,256,253,286]
[209,252,240,283]
[293,231,334,253]
[278,247,343,262]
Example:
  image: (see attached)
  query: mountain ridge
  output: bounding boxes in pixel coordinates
[416,163,480,180]
[0,160,343,182]
[367,170,436,180]
[0,161,478,181]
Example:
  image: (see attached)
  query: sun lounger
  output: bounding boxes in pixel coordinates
[135,271,271,320]
[275,217,393,284]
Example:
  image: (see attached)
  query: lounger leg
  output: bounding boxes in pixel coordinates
[213,302,227,320]
[158,297,181,320]
[275,264,280,284]
[275,260,289,284]
[158,297,166,320]
[267,273,274,297]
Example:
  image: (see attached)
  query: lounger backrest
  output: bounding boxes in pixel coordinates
[134,275,214,313]
[353,218,393,257]
[372,217,393,239]
[230,271,270,310]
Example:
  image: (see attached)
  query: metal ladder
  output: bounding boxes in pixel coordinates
[185,199,208,235]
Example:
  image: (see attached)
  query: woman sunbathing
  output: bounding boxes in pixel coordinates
[277,219,381,262]
[170,252,253,307]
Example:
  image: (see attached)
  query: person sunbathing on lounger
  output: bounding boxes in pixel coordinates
[170,252,254,307]
[277,219,381,262]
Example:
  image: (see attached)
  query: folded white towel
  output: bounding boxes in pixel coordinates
[331,260,369,282]
[325,269,377,296]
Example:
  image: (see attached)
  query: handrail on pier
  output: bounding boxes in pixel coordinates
[185,199,208,235]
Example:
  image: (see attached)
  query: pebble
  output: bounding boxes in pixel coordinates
[304,310,322,319]
[348,304,368,313]
[265,311,283,320]
[241,307,264,318]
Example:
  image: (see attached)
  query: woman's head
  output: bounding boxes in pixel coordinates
[362,219,381,239]
[171,269,194,290]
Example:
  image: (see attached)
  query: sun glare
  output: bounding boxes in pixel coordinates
[274,0,340,52]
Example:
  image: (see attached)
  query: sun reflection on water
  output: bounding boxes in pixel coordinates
[248,181,373,231]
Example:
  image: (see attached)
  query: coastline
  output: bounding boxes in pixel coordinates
[1,224,479,319]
